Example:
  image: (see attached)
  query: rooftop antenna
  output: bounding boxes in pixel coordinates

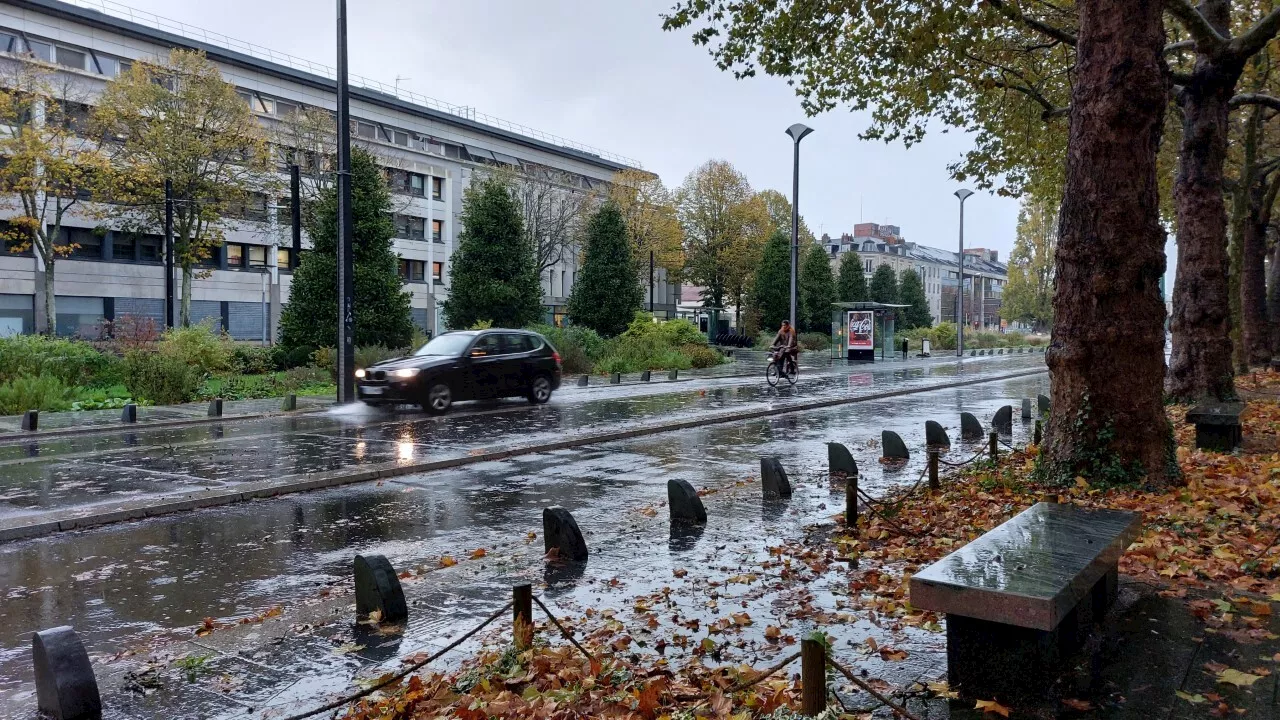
[860,195,863,223]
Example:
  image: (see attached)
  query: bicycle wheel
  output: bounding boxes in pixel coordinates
[766,362,780,387]
[786,364,798,385]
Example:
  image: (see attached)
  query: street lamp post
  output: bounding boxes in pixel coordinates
[954,189,974,357]
[335,0,355,403]
[785,123,814,328]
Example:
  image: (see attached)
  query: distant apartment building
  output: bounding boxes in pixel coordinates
[824,223,1008,328]
[0,0,679,339]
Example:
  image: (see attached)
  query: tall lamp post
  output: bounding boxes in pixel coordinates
[954,189,973,357]
[785,123,814,327]
[335,0,355,403]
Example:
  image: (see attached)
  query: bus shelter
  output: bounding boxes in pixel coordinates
[831,302,908,363]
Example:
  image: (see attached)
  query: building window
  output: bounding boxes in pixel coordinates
[55,46,86,70]
[864,259,872,273]
[393,130,409,146]
[137,234,162,262]
[432,219,442,243]
[226,244,244,268]
[247,245,267,268]
[275,100,299,117]
[58,227,102,260]
[396,215,426,240]
[112,232,135,261]
[356,121,376,139]
[399,259,426,282]
[408,172,426,197]
[27,40,52,62]
[277,248,294,269]
[432,261,442,283]
[560,271,567,296]
[431,176,443,200]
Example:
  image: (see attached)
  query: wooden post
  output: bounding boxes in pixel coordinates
[989,431,998,461]
[1034,419,1043,445]
[845,470,858,534]
[513,584,533,650]
[800,638,826,716]
[928,449,939,491]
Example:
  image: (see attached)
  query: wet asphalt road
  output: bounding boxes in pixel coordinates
[0,355,1046,716]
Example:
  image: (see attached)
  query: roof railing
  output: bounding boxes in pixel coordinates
[57,0,639,167]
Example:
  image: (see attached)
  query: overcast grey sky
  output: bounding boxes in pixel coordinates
[124,0,1034,257]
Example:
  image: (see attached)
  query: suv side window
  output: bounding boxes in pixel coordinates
[470,334,501,357]
[502,333,533,354]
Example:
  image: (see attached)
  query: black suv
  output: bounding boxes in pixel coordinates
[356,329,562,414]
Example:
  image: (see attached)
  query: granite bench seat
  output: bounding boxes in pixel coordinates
[909,502,1141,700]
[1186,401,1244,452]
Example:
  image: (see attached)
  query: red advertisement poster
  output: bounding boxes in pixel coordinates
[848,311,874,350]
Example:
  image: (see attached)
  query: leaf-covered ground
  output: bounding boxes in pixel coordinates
[329,391,1280,720]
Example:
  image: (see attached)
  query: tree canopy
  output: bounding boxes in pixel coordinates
[869,265,899,306]
[444,175,543,330]
[799,244,835,332]
[1001,199,1056,330]
[567,202,644,337]
[609,168,685,273]
[279,147,412,351]
[751,230,791,332]
[898,269,932,329]
[836,251,869,303]
[676,160,771,318]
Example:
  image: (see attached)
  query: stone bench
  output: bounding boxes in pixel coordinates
[909,502,1141,700]
[1186,401,1244,452]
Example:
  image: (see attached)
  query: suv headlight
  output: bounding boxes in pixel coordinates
[355,368,366,379]
[394,367,421,378]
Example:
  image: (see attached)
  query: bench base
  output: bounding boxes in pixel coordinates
[1194,423,1242,452]
[946,568,1117,700]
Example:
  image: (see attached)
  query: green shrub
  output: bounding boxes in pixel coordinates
[621,314,705,346]
[311,347,336,379]
[595,336,692,375]
[158,323,234,375]
[70,389,139,411]
[231,344,275,375]
[275,345,316,370]
[1003,330,1026,346]
[279,366,332,392]
[899,321,959,351]
[681,344,723,369]
[410,327,431,353]
[356,344,404,369]
[797,332,830,351]
[0,335,119,387]
[531,324,607,375]
[1027,335,1047,347]
[122,351,202,405]
[0,374,74,414]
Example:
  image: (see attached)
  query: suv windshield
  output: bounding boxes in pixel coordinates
[414,333,474,357]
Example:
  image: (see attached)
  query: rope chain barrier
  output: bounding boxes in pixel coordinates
[533,595,597,665]
[826,653,923,720]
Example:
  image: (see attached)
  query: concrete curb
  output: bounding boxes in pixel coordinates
[0,367,1046,544]
[0,405,331,446]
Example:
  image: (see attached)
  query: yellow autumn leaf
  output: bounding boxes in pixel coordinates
[1176,690,1206,704]
[975,699,1011,716]
[438,555,457,568]
[469,548,487,559]
[927,681,959,699]
[1218,668,1263,687]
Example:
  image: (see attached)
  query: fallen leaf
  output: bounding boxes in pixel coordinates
[764,625,782,641]
[438,556,457,568]
[333,643,365,655]
[673,569,688,578]
[469,548,486,560]
[1062,698,1094,711]
[926,681,958,699]
[1176,691,1207,704]
[975,699,1011,717]
[1217,668,1263,687]
[879,647,909,662]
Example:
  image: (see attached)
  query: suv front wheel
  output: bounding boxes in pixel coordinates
[423,382,453,414]
[527,374,552,404]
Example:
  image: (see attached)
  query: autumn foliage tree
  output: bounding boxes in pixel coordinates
[91,49,277,327]
[0,62,110,335]
[1001,199,1057,331]
[608,168,684,289]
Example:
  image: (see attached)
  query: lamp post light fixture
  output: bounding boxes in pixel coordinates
[954,188,974,357]
[785,123,814,328]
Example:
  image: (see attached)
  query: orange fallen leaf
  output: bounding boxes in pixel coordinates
[469,548,487,559]
[1062,698,1094,711]
[438,555,457,568]
[673,568,688,578]
[975,699,1011,717]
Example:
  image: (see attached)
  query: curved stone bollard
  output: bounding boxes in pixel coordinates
[33,626,100,720]
[1021,398,1032,420]
[1038,394,1051,415]
[281,394,297,411]
[668,369,679,380]
[207,398,223,417]
[881,430,909,460]
[960,412,983,441]
[121,403,137,423]
[610,373,621,385]
[577,375,588,387]
[641,370,651,382]
[760,457,793,499]
[543,506,589,561]
[668,479,707,524]
[354,554,408,623]
[21,409,38,432]
[992,405,1013,434]
[925,420,950,448]
[827,442,858,480]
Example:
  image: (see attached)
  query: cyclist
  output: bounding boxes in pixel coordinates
[771,320,799,375]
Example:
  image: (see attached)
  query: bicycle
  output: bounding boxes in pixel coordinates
[766,346,798,387]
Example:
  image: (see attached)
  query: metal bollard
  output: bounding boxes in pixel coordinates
[845,470,858,533]
[928,449,939,491]
[513,584,533,650]
[801,638,826,716]
[989,431,999,461]
[1034,419,1043,446]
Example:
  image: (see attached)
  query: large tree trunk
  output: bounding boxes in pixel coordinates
[180,266,192,328]
[43,258,55,337]
[1167,1,1241,402]
[1269,233,1280,358]
[1044,0,1174,487]
[1241,179,1272,367]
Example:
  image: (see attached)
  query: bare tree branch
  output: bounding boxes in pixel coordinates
[1163,0,1230,57]
[1164,39,1196,55]
[1230,5,1280,61]
[987,0,1078,46]
[1231,93,1280,112]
